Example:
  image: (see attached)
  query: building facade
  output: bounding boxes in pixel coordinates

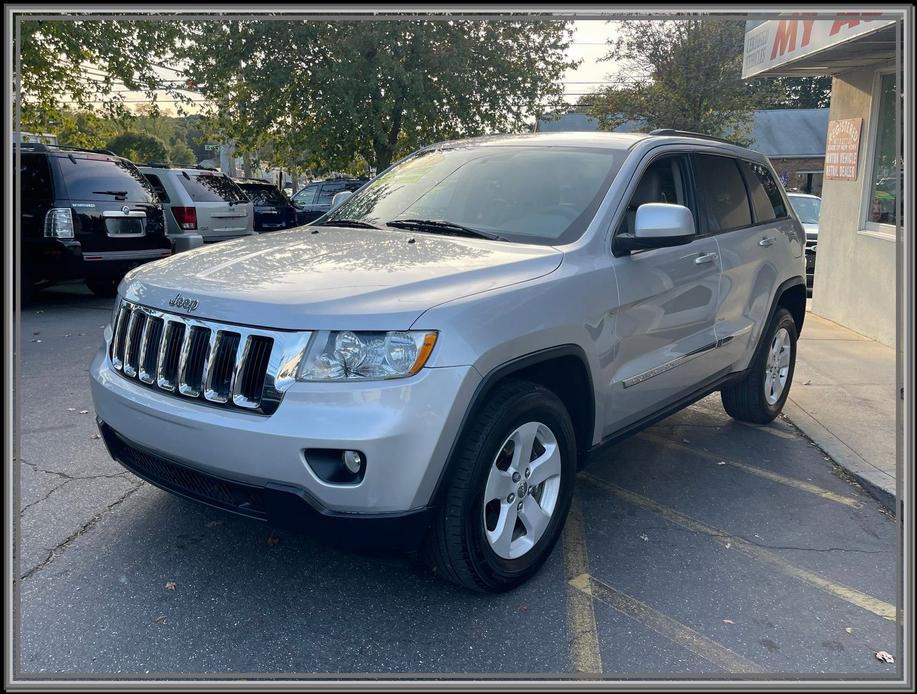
[743,15,901,347]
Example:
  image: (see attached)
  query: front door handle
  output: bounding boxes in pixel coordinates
[694,252,718,265]
[758,236,777,247]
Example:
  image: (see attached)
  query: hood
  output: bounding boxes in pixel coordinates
[122,226,563,330]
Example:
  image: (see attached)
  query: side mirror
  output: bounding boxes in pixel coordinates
[330,190,353,211]
[615,203,696,254]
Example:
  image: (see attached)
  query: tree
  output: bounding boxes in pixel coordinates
[106,132,169,163]
[169,141,197,166]
[751,75,833,109]
[181,20,577,172]
[16,18,189,133]
[580,20,758,143]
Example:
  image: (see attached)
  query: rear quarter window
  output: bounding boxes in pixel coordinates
[143,173,171,204]
[178,172,249,203]
[18,153,53,208]
[694,154,752,232]
[739,161,788,223]
[56,155,156,203]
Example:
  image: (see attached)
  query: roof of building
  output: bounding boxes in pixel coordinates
[535,108,829,158]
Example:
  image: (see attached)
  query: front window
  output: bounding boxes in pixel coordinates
[325,145,624,244]
[240,183,287,205]
[789,195,821,225]
[866,73,900,229]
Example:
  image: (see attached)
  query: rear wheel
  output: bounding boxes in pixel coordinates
[721,308,797,424]
[424,380,576,592]
[85,277,119,298]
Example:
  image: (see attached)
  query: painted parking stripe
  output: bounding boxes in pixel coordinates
[581,474,896,622]
[569,573,766,674]
[640,434,862,509]
[562,499,603,674]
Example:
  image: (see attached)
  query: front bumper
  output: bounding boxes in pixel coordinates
[90,345,480,517]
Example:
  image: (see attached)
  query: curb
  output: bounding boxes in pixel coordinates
[782,400,896,513]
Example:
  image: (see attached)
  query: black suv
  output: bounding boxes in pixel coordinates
[234,178,299,232]
[290,176,368,224]
[16,143,172,301]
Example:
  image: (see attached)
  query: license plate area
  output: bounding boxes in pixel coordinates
[105,216,146,237]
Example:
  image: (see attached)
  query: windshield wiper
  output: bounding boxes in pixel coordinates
[386,219,507,241]
[93,190,128,198]
[318,219,381,229]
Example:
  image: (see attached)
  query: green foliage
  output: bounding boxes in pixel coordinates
[181,20,577,172]
[581,20,756,144]
[16,18,190,133]
[169,141,197,166]
[106,131,169,163]
[580,20,833,145]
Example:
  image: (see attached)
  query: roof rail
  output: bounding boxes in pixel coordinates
[648,129,739,146]
[16,142,120,157]
[139,161,172,169]
[15,141,50,151]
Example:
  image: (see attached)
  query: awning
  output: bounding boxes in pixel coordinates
[743,16,899,78]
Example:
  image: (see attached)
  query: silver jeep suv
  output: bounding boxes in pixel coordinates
[90,131,807,592]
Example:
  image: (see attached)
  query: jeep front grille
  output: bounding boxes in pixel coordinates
[110,299,311,415]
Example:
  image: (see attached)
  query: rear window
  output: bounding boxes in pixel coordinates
[695,154,752,231]
[239,183,287,205]
[177,172,248,203]
[55,155,156,203]
[740,161,788,222]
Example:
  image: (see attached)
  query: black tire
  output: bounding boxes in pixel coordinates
[721,308,798,424]
[85,277,119,298]
[424,380,577,592]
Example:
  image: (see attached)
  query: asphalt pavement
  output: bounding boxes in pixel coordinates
[16,283,900,679]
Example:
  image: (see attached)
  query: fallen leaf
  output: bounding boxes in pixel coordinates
[723,619,734,624]
[803,380,812,385]
[90,433,101,440]
[31,339,42,343]
[164,581,177,590]
[717,461,727,466]
[266,531,280,546]
[206,520,222,528]
[153,615,167,624]
[682,438,690,444]
[725,542,732,549]
[875,651,895,664]
[519,605,528,612]
[844,627,854,635]
[66,408,76,412]
[639,533,649,542]
[78,410,89,414]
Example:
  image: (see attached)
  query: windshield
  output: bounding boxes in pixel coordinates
[324,145,623,244]
[56,155,156,203]
[178,172,249,203]
[789,195,821,225]
[240,183,288,205]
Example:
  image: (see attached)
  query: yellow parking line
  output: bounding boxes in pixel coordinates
[641,434,862,509]
[569,573,765,674]
[581,474,897,622]
[562,498,603,674]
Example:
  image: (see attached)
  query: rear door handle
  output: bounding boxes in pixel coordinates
[694,252,718,265]
[759,236,777,247]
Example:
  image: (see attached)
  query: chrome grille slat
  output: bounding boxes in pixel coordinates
[108,300,309,415]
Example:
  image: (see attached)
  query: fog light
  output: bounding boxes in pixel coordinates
[342,450,363,474]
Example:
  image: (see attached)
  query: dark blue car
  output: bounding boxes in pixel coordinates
[235,179,299,232]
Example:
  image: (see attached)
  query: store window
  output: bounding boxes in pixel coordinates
[866,73,900,229]
[793,171,823,197]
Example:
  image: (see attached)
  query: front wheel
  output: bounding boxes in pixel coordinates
[424,380,577,592]
[721,308,798,424]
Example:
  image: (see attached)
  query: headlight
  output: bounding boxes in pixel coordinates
[296,330,438,382]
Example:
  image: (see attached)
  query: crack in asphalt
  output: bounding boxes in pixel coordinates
[19,479,145,582]
[20,459,129,483]
[633,523,888,555]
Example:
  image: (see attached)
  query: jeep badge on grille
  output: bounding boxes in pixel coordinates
[168,293,199,312]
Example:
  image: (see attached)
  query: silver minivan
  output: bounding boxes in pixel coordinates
[139,165,255,250]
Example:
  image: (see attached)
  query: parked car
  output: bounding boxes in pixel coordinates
[290,176,368,224]
[234,178,299,232]
[16,143,172,301]
[91,131,807,592]
[787,192,820,291]
[138,164,254,247]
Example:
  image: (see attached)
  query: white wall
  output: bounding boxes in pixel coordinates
[811,63,897,347]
